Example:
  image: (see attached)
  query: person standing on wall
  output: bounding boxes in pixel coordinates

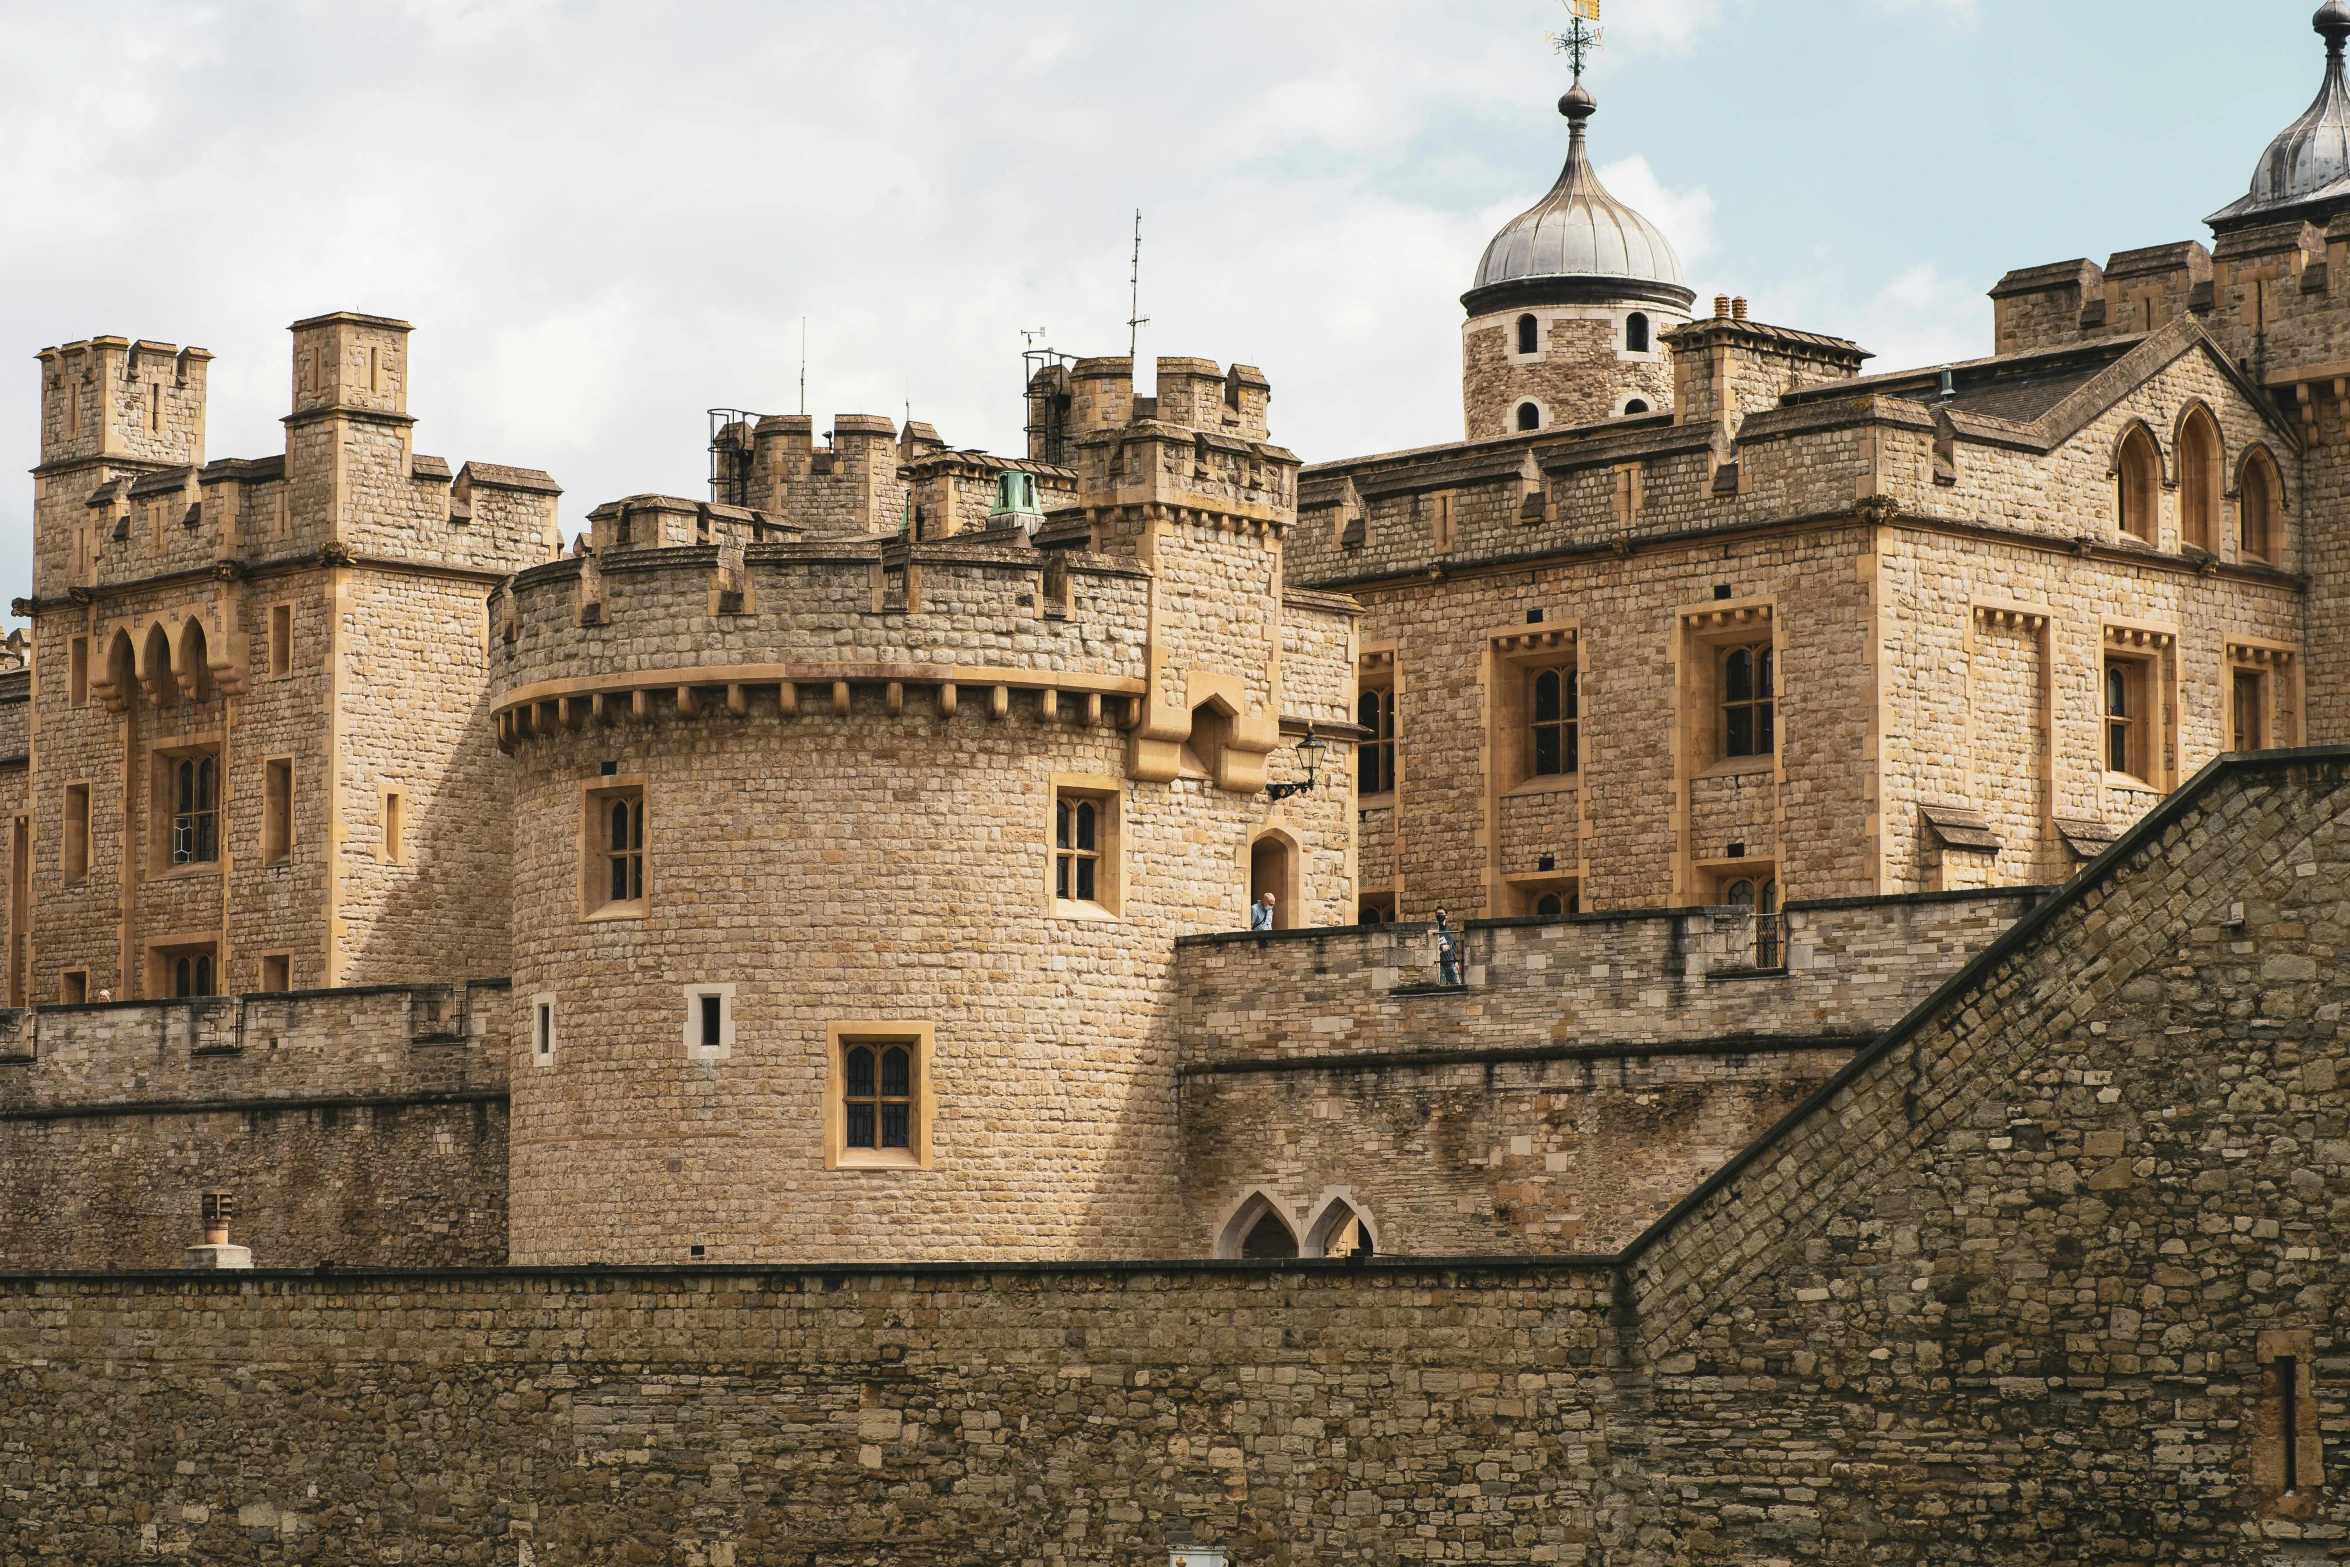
[1434,909,1461,987]
[1251,892,1277,932]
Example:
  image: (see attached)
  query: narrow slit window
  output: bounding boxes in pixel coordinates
[263,758,293,865]
[1357,685,1397,795]
[383,789,404,864]
[2105,657,2155,780]
[269,605,292,677]
[1626,312,1650,352]
[62,783,89,882]
[2107,664,2130,771]
[2234,669,2267,753]
[536,1001,554,1061]
[68,637,87,707]
[1516,314,1539,355]
[1056,797,1098,903]
[700,994,722,1050]
[1531,667,1579,776]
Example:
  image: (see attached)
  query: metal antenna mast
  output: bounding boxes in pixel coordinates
[1551,0,1602,80]
[1126,210,1149,363]
[799,318,808,416]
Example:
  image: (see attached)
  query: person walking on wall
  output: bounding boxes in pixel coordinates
[1434,908,1461,987]
[1251,892,1277,932]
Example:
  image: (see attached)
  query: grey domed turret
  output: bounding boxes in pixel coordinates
[1459,79,1694,442]
[2209,3,2350,232]
[1465,83,1692,316]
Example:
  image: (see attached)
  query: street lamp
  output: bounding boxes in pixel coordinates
[1265,726,1327,803]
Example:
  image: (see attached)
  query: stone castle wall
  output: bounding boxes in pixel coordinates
[1174,888,2040,1255]
[1612,751,2350,1566]
[0,753,2338,1564]
[0,1262,1620,1563]
[0,981,508,1268]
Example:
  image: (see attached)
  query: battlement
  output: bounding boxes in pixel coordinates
[26,313,559,604]
[1174,886,2044,1070]
[491,535,1161,749]
[286,311,411,423]
[1024,356,1294,522]
[1991,220,2350,401]
[0,979,511,1114]
[35,335,211,472]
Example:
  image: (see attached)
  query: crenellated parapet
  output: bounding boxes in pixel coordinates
[489,533,1158,751]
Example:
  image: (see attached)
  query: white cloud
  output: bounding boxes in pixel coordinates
[1598,155,1718,271]
[0,0,1996,604]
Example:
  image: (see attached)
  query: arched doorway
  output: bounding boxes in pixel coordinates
[1305,1197,1376,1258]
[1216,1191,1300,1259]
[1249,835,1295,930]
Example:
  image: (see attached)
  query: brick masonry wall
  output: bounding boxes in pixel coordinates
[0,982,509,1268]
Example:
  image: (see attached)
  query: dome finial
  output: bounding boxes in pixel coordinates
[1559,79,1598,134]
[2321,1,2350,56]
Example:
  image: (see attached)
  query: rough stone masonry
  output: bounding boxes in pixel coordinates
[0,747,2340,1563]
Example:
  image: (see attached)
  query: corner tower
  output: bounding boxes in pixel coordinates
[1461,77,1695,441]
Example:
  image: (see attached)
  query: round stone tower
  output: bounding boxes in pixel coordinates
[1461,79,1696,441]
[489,367,1356,1266]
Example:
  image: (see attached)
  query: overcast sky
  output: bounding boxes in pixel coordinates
[0,0,2333,607]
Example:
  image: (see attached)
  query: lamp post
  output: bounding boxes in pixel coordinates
[1265,727,1327,803]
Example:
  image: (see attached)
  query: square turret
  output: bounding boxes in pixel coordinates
[287,311,411,419]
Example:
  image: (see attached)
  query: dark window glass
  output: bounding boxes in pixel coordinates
[1517,403,1540,432]
[604,794,644,904]
[171,754,220,865]
[699,995,721,1048]
[1517,314,1538,354]
[1531,668,1578,778]
[1056,795,1104,904]
[1627,313,1649,352]
[1625,399,1649,415]
[1536,893,1564,918]
[844,1044,916,1152]
[1722,645,1775,759]
[1357,687,1396,795]
[845,1045,877,1148]
[2107,663,2134,774]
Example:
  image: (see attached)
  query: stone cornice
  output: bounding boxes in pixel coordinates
[1297,504,2309,597]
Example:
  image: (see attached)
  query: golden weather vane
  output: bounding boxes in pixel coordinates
[1550,0,1602,81]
